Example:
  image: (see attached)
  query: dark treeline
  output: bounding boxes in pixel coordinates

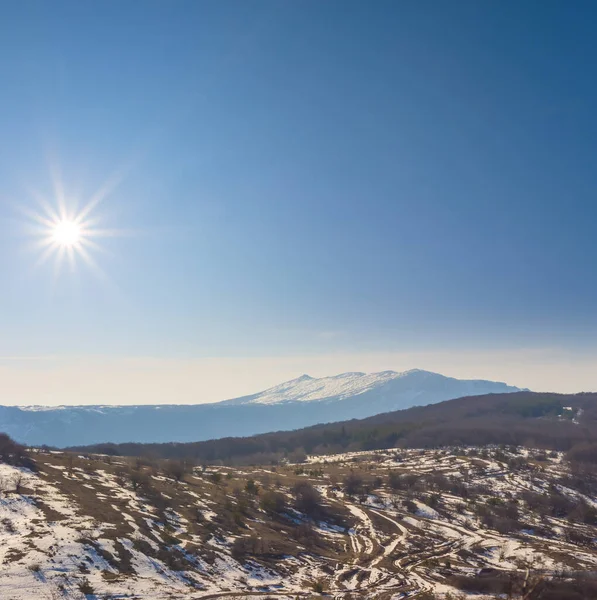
[69,391,597,465]
[0,432,36,469]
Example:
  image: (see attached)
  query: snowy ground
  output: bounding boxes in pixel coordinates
[0,446,595,599]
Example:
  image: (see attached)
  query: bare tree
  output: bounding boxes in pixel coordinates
[163,459,186,482]
[13,472,24,494]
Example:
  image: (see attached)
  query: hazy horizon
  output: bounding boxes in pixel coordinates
[0,347,595,407]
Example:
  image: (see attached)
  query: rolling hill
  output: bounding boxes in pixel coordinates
[75,390,597,464]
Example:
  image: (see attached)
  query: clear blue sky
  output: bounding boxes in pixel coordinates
[0,1,596,402]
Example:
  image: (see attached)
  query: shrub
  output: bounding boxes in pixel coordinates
[77,578,95,595]
[288,448,308,464]
[292,482,322,518]
[343,472,364,496]
[231,535,270,560]
[293,522,319,549]
[163,459,187,482]
[129,469,150,492]
[245,479,259,495]
[388,471,403,490]
[260,490,286,515]
[2,518,15,533]
[0,434,24,464]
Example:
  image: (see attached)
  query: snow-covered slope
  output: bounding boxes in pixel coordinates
[0,454,312,599]
[228,371,403,405]
[0,370,523,447]
[225,369,521,406]
[1,445,596,599]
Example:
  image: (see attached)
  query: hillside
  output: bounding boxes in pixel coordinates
[76,391,597,465]
[0,370,521,447]
[0,443,596,598]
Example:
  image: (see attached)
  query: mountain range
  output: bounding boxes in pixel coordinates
[0,369,522,446]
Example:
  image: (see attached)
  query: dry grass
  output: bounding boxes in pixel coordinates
[10,446,596,599]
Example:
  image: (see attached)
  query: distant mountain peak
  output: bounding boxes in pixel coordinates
[296,374,314,381]
[229,369,497,409]
[0,369,524,447]
[236,369,516,407]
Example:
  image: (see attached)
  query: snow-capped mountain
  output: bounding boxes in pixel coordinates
[223,371,403,405]
[224,369,521,406]
[0,369,523,447]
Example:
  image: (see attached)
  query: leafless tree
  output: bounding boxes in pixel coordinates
[13,472,24,493]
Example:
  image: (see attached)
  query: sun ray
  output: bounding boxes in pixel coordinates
[19,210,55,230]
[52,245,66,282]
[78,236,111,257]
[84,227,135,238]
[22,167,135,287]
[25,186,62,223]
[49,161,69,223]
[76,169,126,223]
[76,243,112,285]
[33,243,59,271]
[66,245,77,274]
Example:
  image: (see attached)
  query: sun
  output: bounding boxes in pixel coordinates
[19,163,131,283]
[22,184,121,280]
[52,220,83,247]
[29,206,101,277]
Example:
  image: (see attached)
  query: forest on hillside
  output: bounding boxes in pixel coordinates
[70,392,597,466]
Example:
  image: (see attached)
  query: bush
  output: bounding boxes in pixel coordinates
[260,490,286,515]
[425,493,441,509]
[293,522,319,549]
[288,448,308,463]
[292,482,322,518]
[343,472,364,496]
[163,459,187,482]
[388,471,403,490]
[77,577,95,595]
[157,546,190,571]
[129,469,151,492]
[231,535,270,560]
[0,434,27,467]
[245,479,259,495]
[2,518,15,533]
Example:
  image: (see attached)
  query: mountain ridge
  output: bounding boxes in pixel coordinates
[0,369,523,446]
[203,368,523,406]
[74,390,595,465]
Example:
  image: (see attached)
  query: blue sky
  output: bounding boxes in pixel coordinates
[0,1,596,402]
